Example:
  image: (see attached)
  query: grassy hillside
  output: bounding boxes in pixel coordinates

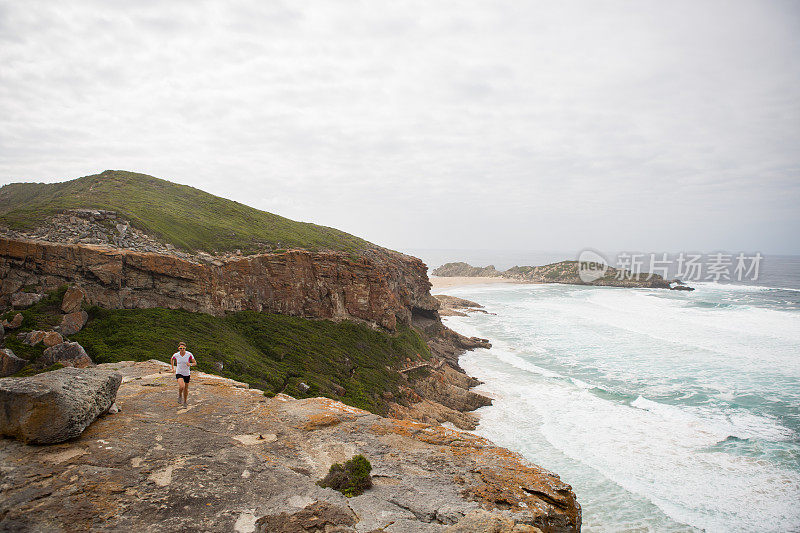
[0,170,372,254]
[2,288,431,415]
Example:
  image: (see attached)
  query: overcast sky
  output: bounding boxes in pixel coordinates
[1,1,798,255]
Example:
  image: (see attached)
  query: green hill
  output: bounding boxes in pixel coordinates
[0,170,373,254]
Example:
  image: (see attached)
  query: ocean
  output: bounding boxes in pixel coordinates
[408,250,800,532]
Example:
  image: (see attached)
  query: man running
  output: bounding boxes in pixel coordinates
[170,342,196,405]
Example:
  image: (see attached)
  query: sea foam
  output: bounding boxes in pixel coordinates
[444,282,800,533]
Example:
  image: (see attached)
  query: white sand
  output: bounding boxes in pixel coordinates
[429,276,519,292]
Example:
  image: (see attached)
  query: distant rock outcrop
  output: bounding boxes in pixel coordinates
[433,260,690,290]
[432,262,502,278]
[0,366,121,443]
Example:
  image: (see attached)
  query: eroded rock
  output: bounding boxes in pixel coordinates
[42,331,63,347]
[0,348,26,377]
[59,310,88,335]
[20,330,46,346]
[11,292,43,309]
[255,501,357,533]
[61,286,85,313]
[40,341,92,368]
[0,367,122,443]
[3,313,23,330]
[0,236,435,331]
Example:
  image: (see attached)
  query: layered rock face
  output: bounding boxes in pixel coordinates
[0,361,580,532]
[0,236,438,331]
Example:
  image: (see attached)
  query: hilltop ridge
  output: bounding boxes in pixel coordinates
[0,170,372,254]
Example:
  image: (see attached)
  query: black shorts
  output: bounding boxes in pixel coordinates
[176,374,190,383]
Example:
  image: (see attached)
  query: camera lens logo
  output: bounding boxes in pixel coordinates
[577,249,609,283]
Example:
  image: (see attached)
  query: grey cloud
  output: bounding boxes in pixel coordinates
[0,0,798,254]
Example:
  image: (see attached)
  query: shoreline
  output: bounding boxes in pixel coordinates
[430,275,520,291]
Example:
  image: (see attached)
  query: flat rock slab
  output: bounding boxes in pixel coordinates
[0,361,580,532]
[0,367,122,444]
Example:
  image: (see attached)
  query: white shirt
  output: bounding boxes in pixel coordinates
[172,351,195,375]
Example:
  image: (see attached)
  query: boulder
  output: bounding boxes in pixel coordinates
[11,292,43,309]
[42,331,64,347]
[59,310,88,335]
[3,313,23,330]
[0,348,27,377]
[40,342,93,369]
[0,367,122,443]
[60,286,86,313]
[445,510,543,533]
[21,330,46,346]
[255,501,357,533]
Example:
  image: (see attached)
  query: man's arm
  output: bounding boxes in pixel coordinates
[170,355,176,374]
[188,355,197,367]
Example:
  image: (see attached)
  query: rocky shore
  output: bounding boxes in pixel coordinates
[0,360,581,532]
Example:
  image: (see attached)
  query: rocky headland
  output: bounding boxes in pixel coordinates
[0,171,582,531]
[433,261,693,290]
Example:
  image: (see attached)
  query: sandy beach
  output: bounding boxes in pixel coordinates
[430,276,518,292]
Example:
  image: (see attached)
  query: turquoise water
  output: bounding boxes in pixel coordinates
[441,282,800,532]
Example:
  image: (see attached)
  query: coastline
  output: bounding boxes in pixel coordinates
[430,275,520,291]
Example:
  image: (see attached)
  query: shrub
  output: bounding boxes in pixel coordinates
[11,363,64,377]
[317,454,372,497]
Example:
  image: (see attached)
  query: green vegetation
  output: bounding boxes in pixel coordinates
[0,287,70,366]
[0,170,373,254]
[317,454,373,497]
[3,288,431,414]
[72,308,429,414]
[11,363,63,378]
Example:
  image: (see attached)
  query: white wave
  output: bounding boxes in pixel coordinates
[462,351,800,533]
[448,283,800,533]
[691,281,800,293]
[630,396,794,442]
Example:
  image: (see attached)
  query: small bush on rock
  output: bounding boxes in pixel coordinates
[317,454,372,497]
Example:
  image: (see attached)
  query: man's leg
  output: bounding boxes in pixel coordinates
[183,380,189,404]
[177,378,185,404]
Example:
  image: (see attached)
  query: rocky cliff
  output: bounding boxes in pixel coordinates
[0,236,438,332]
[0,360,581,532]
